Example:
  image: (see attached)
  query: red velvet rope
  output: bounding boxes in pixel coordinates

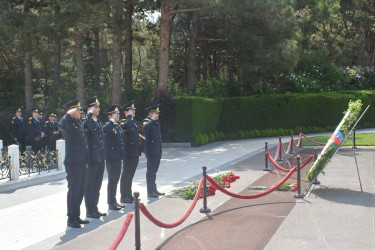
[266,150,314,172]
[139,178,204,229]
[281,137,292,154]
[273,142,281,161]
[108,212,134,250]
[301,133,326,145]
[292,133,302,148]
[206,168,296,199]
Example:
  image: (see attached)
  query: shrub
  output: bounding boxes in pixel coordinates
[208,132,215,142]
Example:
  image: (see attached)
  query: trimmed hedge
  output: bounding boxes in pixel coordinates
[171,91,375,142]
[172,96,222,142]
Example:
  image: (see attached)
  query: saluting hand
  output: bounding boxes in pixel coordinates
[88,106,95,113]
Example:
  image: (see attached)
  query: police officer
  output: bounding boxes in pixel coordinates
[83,96,107,218]
[143,104,165,198]
[103,105,125,210]
[11,108,27,152]
[28,108,44,153]
[39,110,46,151]
[119,101,141,203]
[44,112,61,151]
[58,99,89,228]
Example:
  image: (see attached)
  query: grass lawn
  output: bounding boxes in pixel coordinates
[296,133,375,146]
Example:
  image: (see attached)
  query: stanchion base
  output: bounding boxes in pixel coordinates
[277,160,283,162]
[289,152,294,155]
[200,208,211,213]
[312,180,321,185]
[294,194,304,199]
[263,168,271,172]
[352,147,358,150]
[298,146,303,148]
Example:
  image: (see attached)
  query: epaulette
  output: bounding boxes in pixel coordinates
[119,118,127,125]
[45,121,49,124]
[12,117,16,120]
[142,118,150,125]
[29,117,32,120]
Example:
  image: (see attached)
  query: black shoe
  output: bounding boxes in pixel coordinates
[76,217,89,224]
[67,218,81,228]
[155,190,165,196]
[116,202,125,208]
[147,191,159,198]
[96,210,107,216]
[108,203,122,210]
[86,211,100,219]
[120,197,134,204]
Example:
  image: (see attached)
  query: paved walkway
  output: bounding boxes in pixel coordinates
[0,129,374,249]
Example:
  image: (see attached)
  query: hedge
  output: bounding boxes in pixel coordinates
[172,96,222,141]
[172,90,375,142]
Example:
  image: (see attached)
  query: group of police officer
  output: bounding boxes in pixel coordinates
[11,108,61,153]
[57,97,163,228]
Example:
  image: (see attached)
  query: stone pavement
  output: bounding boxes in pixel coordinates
[0,129,374,250]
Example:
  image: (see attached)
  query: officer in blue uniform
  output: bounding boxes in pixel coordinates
[39,110,46,151]
[143,104,165,198]
[11,108,27,152]
[119,101,141,203]
[28,108,45,153]
[58,99,89,228]
[83,96,107,218]
[44,112,61,151]
[103,105,125,210]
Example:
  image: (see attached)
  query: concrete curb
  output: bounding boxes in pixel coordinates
[0,170,66,193]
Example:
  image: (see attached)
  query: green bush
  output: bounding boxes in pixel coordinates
[208,132,215,142]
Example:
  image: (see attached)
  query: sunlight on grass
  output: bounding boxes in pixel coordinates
[295,133,375,146]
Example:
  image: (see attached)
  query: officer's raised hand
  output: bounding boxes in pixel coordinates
[67,108,80,119]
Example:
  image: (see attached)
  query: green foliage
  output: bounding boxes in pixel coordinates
[194,78,244,98]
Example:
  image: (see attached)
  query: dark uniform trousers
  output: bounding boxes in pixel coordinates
[65,163,86,219]
[121,156,139,199]
[85,162,105,212]
[106,160,122,204]
[146,154,161,192]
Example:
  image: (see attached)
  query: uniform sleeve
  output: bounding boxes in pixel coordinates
[11,118,17,138]
[103,120,114,134]
[142,118,156,133]
[58,114,72,132]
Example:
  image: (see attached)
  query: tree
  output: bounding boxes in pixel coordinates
[157,1,171,93]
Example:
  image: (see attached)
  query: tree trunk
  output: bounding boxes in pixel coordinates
[112,34,122,104]
[74,30,85,104]
[124,0,133,96]
[93,28,101,92]
[158,1,171,93]
[202,42,207,81]
[24,0,33,112]
[24,52,33,111]
[186,11,199,90]
[228,42,234,82]
[51,39,60,109]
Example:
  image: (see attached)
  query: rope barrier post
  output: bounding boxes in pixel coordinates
[299,130,303,148]
[277,136,283,162]
[134,192,141,250]
[263,142,270,171]
[294,156,304,199]
[200,166,211,214]
[289,133,294,154]
[352,128,357,150]
[312,148,321,185]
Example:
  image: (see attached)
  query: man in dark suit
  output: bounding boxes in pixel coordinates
[103,105,125,210]
[58,99,89,228]
[119,101,141,203]
[28,108,44,153]
[83,96,107,218]
[143,104,165,198]
[44,112,61,151]
[11,108,27,152]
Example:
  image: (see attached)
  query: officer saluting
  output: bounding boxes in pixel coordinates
[58,99,89,228]
[11,108,27,152]
[103,105,125,210]
[119,101,141,204]
[28,108,45,153]
[143,104,165,198]
[83,96,107,218]
[44,112,61,151]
